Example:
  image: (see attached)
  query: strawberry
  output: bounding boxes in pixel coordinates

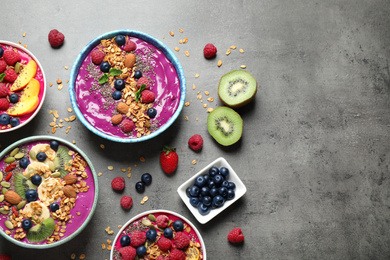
[160,146,178,174]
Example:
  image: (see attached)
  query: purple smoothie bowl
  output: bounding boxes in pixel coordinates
[69,30,186,143]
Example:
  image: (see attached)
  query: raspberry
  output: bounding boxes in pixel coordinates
[120,195,133,209]
[227,227,244,243]
[0,60,7,73]
[0,83,9,98]
[203,43,217,59]
[0,98,9,111]
[157,236,172,251]
[124,40,136,52]
[169,249,186,260]
[0,255,11,260]
[48,29,65,48]
[156,214,169,228]
[136,77,150,89]
[119,246,137,260]
[90,50,105,65]
[174,232,190,249]
[141,90,155,104]
[156,256,168,260]
[4,69,18,82]
[121,119,134,133]
[188,134,203,151]
[111,176,125,191]
[130,231,146,247]
[3,50,21,66]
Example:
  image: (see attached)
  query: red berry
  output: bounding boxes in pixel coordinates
[141,90,155,104]
[4,69,18,82]
[0,254,11,260]
[48,29,65,48]
[169,249,186,260]
[203,43,217,59]
[156,256,168,260]
[0,98,9,111]
[157,236,172,251]
[0,60,7,73]
[121,119,135,133]
[174,232,190,249]
[90,50,105,65]
[136,77,150,89]
[227,227,245,243]
[130,231,146,248]
[0,83,10,98]
[5,162,16,173]
[120,195,133,209]
[159,146,179,174]
[124,40,136,52]
[118,246,136,260]
[3,50,21,66]
[156,214,169,228]
[188,134,203,151]
[111,176,125,191]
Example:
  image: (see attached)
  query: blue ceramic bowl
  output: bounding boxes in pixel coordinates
[69,30,186,143]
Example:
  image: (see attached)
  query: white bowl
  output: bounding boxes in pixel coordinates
[177,157,247,224]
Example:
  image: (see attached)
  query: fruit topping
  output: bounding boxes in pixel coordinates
[203,43,217,59]
[0,60,7,73]
[114,78,125,90]
[25,189,38,202]
[140,90,155,103]
[0,98,9,111]
[30,174,42,186]
[90,50,105,65]
[120,195,133,210]
[49,202,60,212]
[136,245,147,257]
[133,70,142,79]
[169,249,186,260]
[115,35,126,46]
[120,235,131,247]
[121,119,135,133]
[111,176,125,191]
[112,90,122,100]
[49,140,59,150]
[22,219,33,230]
[157,236,172,251]
[123,40,136,52]
[9,94,19,103]
[10,59,37,91]
[130,231,146,248]
[48,29,65,48]
[159,146,178,174]
[147,107,157,118]
[0,47,3,58]
[156,214,169,228]
[172,220,184,232]
[227,227,245,243]
[3,50,21,66]
[7,78,40,117]
[100,61,111,73]
[146,229,157,241]
[136,77,150,89]
[188,134,203,151]
[4,69,18,82]
[163,228,173,238]
[26,217,55,243]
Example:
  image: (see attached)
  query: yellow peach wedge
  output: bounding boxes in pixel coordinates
[10,59,37,91]
[7,78,40,116]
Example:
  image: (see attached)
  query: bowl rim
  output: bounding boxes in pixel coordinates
[0,135,99,249]
[110,209,207,260]
[69,29,186,143]
[0,40,47,133]
[177,157,247,224]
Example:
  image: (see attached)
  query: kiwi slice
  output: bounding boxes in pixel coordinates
[14,172,37,200]
[27,217,55,243]
[218,70,257,108]
[207,107,243,146]
[55,146,72,178]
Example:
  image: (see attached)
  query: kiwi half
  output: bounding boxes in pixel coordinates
[27,217,55,243]
[14,172,37,200]
[55,146,72,178]
[218,70,257,108]
[207,106,243,146]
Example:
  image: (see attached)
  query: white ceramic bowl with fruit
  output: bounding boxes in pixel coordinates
[0,136,98,249]
[177,157,247,224]
[0,41,46,133]
[110,209,206,260]
[69,30,186,143]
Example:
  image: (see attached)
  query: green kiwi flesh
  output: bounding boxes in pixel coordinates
[55,146,72,178]
[207,106,243,146]
[218,70,257,108]
[14,172,37,200]
[27,217,55,243]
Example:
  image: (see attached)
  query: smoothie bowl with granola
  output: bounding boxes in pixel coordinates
[0,136,98,249]
[69,30,186,143]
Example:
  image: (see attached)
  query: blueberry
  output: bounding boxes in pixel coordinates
[200,186,210,196]
[136,245,147,257]
[50,140,59,150]
[19,157,30,169]
[115,35,126,46]
[135,181,145,193]
[221,180,230,188]
[141,173,152,186]
[203,174,210,182]
[112,90,122,100]
[147,108,157,118]
[228,182,236,190]
[227,189,235,200]
[207,180,216,189]
[209,166,219,177]
[114,79,125,90]
[212,195,225,208]
[0,114,10,125]
[213,174,224,186]
[189,197,200,207]
[202,196,212,207]
[186,187,191,198]
[189,186,200,197]
[120,235,131,246]
[100,61,111,72]
[0,47,3,58]
[146,229,157,241]
[49,202,60,212]
[10,118,20,127]
[163,228,173,238]
[22,219,32,230]
[198,203,210,215]
[36,152,47,162]
[218,187,228,198]
[134,70,142,79]
[25,189,38,202]
[219,167,230,178]
[194,176,207,187]
[172,220,184,232]
[9,94,19,103]
[209,187,218,197]
[31,174,42,186]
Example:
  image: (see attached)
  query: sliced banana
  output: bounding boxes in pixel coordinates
[26,162,51,179]
[20,201,50,224]
[37,177,64,206]
[29,144,56,165]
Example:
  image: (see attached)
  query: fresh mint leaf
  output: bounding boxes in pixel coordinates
[109,68,122,77]
[0,73,5,82]
[98,73,109,84]
[135,84,146,102]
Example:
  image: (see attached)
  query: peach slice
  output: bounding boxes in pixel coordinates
[7,78,40,116]
[10,59,37,91]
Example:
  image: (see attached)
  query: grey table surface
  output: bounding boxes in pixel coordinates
[1,1,390,259]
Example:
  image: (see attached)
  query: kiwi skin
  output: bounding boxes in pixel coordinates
[218,70,258,109]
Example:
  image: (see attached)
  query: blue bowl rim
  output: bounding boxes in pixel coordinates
[69,30,186,143]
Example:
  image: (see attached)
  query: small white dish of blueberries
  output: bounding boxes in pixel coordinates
[177,157,247,224]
